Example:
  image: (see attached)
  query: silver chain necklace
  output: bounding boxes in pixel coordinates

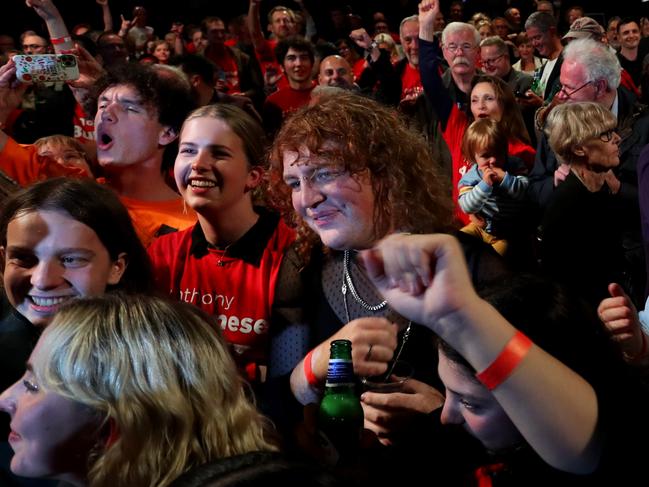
[341,250,411,379]
[341,249,387,321]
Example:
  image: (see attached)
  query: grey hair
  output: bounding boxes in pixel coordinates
[524,11,557,31]
[563,38,621,90]
[399,14,418,37]
[480,35,508,55]
[442,21,480,46]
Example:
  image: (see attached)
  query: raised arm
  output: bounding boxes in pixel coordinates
[418,0,453,127]
[350,28,401,106]
[294,0,316,40]
[363,233,602,475]
[247,0,266,52]
[96,0,113,32]
[26,0,74,53]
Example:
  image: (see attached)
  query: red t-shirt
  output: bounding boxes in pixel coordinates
[72,102,95,144]
[401,62,423,101]
[205,48,241,93]
[264,83,314,117]
[147,210,296,382]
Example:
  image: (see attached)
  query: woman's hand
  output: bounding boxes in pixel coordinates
[324,317,398,379]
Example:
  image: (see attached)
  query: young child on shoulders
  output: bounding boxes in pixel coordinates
[458,118,528,255]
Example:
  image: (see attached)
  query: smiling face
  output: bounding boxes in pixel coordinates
[318,55,354,88]
[619,21,640,50]
[470,82,503,121]
[480,45,509,78]
[1,210,126,327]
[175,117,261,216]
[525,25,552,57]
[400,20,419,67]
[438,349,522,452]
[0,340,100,483]
[94,84,173,172]
[282,148,377,250]
[282,47,313,86]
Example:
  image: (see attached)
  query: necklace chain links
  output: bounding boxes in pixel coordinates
[342,250,387,313]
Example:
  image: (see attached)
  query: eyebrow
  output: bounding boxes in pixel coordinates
[5,245,95,255]
[98,95,144,107]
[180,142,233,153]
[445,384,484,402]
[25,363,33,372]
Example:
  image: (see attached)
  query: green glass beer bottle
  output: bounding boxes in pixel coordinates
[318,339,364,466]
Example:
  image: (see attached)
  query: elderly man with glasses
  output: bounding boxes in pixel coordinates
[528,37,649,307]
[438,19,480,111]
[19,31,49,54]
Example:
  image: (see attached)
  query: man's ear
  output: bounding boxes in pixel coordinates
[189,74,201,88]
[158,126,178,146]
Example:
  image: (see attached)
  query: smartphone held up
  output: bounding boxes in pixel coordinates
[13,54,80,83]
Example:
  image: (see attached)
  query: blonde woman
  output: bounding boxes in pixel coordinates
[541,101,626,307]
[0,293,277,487]
[373,32,403,64]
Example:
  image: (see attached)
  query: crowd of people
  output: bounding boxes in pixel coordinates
[1,0,649,486]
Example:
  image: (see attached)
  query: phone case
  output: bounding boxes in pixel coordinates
[13,54,80,83]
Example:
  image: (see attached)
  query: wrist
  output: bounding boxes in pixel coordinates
[303,348,324,388]
[50,35,72,45]
[476,330,533,390]
[626,332,649,365]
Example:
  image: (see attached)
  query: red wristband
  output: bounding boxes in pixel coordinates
[304,349,320,388]
[51,36,72,45]
[476,331,533,391]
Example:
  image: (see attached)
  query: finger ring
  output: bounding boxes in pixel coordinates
[365,344,374,361]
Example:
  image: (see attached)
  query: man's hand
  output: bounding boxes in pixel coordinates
[418,0,439,41]
[361,379,444,446]
[553,163,570,187]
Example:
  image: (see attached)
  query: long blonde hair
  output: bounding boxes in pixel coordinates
[33,293,278,487]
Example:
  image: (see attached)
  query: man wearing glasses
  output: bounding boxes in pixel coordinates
[19,31,49,54]
[529,37,648,206]
[480,36,532,98]
[440,20,480,110]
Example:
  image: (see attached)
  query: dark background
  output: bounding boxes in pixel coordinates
[3,0,649,43]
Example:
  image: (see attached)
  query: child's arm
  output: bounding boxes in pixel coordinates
[458,169,493,214]
[499,171,529,199]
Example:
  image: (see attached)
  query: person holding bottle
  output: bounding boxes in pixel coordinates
[268,91,510,483]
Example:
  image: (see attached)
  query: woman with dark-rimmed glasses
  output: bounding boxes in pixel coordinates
[540,101,630,308]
